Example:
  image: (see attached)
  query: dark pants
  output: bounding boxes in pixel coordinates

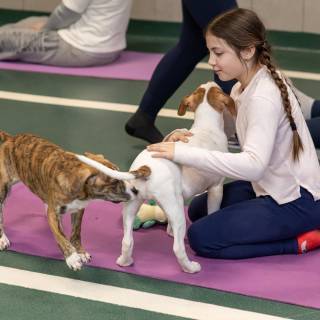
[306,101,320,148]
[139,0,237,119]
[187,180,320,259]
[307,118,320,148]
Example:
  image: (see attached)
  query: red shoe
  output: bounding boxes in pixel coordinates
[297,230,320,254]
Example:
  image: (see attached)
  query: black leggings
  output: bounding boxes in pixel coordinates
[306,118,320,148]
[139,0,237,120]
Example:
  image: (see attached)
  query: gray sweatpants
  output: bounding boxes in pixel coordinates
[0,17,121,67]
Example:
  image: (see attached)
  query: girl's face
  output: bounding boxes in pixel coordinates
[206,33,247,83]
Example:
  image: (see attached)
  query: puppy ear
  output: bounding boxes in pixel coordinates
[177,98,189,116]
[129,165,151,179]
[207,87,236,116]
[177,87,206,116]
[84,152,119,170]
[223,95,236,117]
[56,166,95,195]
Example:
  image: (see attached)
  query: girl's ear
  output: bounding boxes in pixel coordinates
[240,46,256,61]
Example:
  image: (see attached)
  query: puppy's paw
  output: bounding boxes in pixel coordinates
[0,234,10,250]
[182,261,201,274]
[116,254,133,267]
[79,252,91,264]
[66,252,83,271]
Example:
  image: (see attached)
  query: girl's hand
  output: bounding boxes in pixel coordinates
[166,130,193,143]
[147,142,175,160]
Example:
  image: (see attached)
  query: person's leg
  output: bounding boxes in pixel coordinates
[0,27,120,67]
[125,3,208,143]
[293,86,315,119]
[311,100,320,118]
[188,180,255,222]
[306,118,320,149]
[38,37,121,67]
[288,84,320,148]
[187,187,320,259]
[0,27,59,62]
[125,0,237,143]
[308,100,320,148]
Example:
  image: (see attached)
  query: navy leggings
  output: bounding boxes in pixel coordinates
[187,180,320,259]
[139,0,237,120]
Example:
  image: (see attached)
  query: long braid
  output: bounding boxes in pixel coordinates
[259,41,303,161]
[207,8,304,161]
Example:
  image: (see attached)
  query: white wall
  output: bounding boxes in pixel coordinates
[0,0,319,34]
[131,0,320,34]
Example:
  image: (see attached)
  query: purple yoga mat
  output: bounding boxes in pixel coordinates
[4,183,320,308]
[0,51,163,81]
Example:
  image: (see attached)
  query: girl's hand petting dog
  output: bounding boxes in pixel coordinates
[147,142,175,160]
[148,130,192,160]
[166,130,193,143]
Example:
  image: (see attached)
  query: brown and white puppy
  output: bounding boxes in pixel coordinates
[0,131,150,270]
[78,82,236,273]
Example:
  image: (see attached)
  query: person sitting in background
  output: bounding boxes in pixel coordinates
[0,0,132,67]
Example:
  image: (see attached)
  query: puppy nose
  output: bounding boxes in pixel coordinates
[131,186,139,195]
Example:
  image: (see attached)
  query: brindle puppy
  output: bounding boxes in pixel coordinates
[0,131,150,270]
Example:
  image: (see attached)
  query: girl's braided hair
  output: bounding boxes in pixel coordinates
[206,8,303,160]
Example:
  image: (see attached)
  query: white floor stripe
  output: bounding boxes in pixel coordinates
[0,266,291,320]
[0,90,194,120]
[0,63,318,120]
[274,45,320,54]
[196,63,320,81]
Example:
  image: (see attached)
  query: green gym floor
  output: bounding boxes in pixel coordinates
[0,9,320,320]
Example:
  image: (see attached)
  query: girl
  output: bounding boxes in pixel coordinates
[147,8,320,259]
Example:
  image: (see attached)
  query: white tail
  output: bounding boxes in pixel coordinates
[76,155,136,180]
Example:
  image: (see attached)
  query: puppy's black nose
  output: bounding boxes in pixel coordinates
[131,187,139,195]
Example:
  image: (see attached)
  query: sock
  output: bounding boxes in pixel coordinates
[297,230,320,254]
[125,110,164,144]
[293,87,315,120]
[311,100,320,118]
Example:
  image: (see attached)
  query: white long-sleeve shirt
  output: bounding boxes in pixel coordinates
[174,66,320,204]
[58,0,132,53]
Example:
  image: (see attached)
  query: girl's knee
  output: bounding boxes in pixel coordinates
[187,223,230,259]
[187,224,222,258]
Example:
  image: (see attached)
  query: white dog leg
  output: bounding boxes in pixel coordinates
[0,233,10,250]
[117,199,143,267]
[0,202,10,250]
[160,196,201,273]
[207,183,223,214]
